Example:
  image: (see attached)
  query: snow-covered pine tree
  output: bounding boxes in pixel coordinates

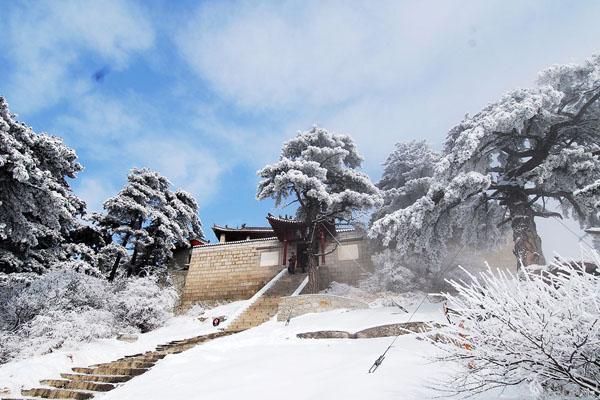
[95,168,203,280]
[371,56,600,269]
[257,127,382,292]
[371,140,439,225]
[366,141,440,291]
[140,190,204,270]
[0,97,86,273]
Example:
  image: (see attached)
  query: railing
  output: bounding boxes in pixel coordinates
[220,267,288,330]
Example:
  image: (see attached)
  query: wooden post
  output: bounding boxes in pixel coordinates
[283,238,288,266]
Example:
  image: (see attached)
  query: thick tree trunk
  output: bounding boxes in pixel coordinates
[306,237,320,293]
[507,192,546,268]
[304,207,321,293]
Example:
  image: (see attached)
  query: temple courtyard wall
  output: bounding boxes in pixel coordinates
[179,230,374,307]
[179,238,283,306]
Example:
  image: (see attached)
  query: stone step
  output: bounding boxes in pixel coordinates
[72,367,147,376]
[119,352,165,362]
[21,388,93,400]
[154,346,192,354]
[90,361,154,369]
[60,373,132,383]
[39,379,115,392]
[13,331,243,400]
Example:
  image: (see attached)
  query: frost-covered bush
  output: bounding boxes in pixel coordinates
[437,255,600,397]
[110,276,178,333]
[361,249,423,293]
[0,269,177,364]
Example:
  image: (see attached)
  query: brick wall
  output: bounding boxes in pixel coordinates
[180,238,283,306]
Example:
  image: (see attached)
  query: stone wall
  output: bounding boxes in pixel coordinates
[179,229,373,306]
[180,238,283,306]
[168,270,188,297]
[317,230,374,290]
[277,294,369,321]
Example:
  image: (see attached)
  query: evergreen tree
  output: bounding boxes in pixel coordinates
[95,168,203,280]
[0,97,86,273]
[257,127,381,292]
[371,55,600,269]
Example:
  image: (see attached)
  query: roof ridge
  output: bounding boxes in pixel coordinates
[194,236,279,248]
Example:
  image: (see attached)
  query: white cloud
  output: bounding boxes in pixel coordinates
[175,0,600,174]
[130,140,224,207]
[176,1,464,109]
[2,0,154,113]
[75,177,117,213]
[53,91,225,208]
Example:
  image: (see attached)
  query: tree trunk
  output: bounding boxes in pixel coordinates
[507,191,546,268]
[108,227,135,281]
[306,236,320,293]
[108,253,122,282]
[304,207,321,293]
[128,244,140,277]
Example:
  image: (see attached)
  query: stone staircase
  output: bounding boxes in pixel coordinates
[3,330,239,400]
[226,271,307,331]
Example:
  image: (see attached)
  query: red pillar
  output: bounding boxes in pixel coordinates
[283,239,288,266]
[319,231,326,265]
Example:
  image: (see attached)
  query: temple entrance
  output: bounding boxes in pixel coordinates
[296,241,319,270]
[296,242,310,271]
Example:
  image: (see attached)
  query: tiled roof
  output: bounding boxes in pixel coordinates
[212,224,274,232]
[193,236,279,248]
[266,214,303,224]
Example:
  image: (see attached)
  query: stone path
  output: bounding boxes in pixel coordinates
[3,331,239,400]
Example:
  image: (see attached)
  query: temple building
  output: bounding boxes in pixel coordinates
[176,214,373,307]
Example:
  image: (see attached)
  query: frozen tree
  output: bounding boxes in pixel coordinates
[0,269,177,363]
[0,97,86,273]
[371,140,439,222]
[257,126,382,292]
[95,168,203,281]
[372,56,600,269]
[139,190,204,270]
[437,254,600,397]
[367,141,442,290]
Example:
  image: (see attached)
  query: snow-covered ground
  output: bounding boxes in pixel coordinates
[1,292,531,399]
[103,296,528,400]
[0,301,247,397]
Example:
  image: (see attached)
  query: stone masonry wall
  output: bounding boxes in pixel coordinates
[317,230,373,291]
[180,239,283,306]
[277,294,369,321]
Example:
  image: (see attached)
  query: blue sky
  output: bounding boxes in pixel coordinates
[1,0,599,248]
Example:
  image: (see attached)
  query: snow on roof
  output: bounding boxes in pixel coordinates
[212,224,274,233]
[193,236,279,248]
